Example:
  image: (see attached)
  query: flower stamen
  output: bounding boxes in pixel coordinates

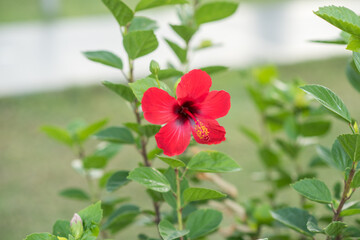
[195,120,210,141]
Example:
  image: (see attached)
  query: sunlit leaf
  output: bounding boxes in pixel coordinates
[128,167,171,192]
[300,84,351,123]
[83,50,123,69]
[158,219,189,240]
[291,179,332,204]
[123,30,158,59]
[195,2,238,25]
[102,0,133,26]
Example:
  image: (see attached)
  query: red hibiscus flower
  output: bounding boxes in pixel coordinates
[141,69,231,156]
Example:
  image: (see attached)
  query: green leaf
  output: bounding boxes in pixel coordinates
[324,221,347,236]
[83,51,123,69]
[106,170,130,192]
[149,68,183,80]
[129,77,172,102]
[195,2,238,25]
[128,16,158,32]
[344,226,360,237]
[162,168,189,208]
[187,150,241,173]
[183,187,226,203]
[102,81,136,102]
[148,147,163,160]
[83,156,108,169]
[78,201,103,226]
[291,179,332,204]
[253,65,278,84]
[165,39,187,64]
[67,120,87,135]
[276,139,299,159]
[200,66,228,75]
[170,24,197,44]
[340,206,360,217]
[314,6,360,36]
[351,171,360,188]
[186,209,222,239]
[59,188,90,201]
[141,124,161,137]
[317,145,334,167]
[78,118,108,142]
[52,220,71,238]
[338,134,360,162]
[347,35,360,52]
[299,120,331,137]
[346,60,360,93]
[354,52,360,72]
[158,219,189,240]
[311,39,347,45]
[254,204,273,225]
[123,30,158,59]
[300,84,351,123]
[331,139,352,171]
[135,0,188,11]
[93,143,121,160]
[306,217,324,233]
[239,126,261,145]
[128,167,171,192]
[271,207,314,237]
[41,126,73,146]
[24,233,57,240]
[94,126,135,144]
[99,170,116,188]
[125,122,161,137]
[102,0,133,26]
[258,147,280,168]
[102,204,140,233]
[157,156,186,168]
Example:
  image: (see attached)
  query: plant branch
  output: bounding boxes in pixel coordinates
[122,39,159,227]
[175,168,184,239]
[326,162,357,240]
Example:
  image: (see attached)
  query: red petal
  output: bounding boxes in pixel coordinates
[155,119,191,156]
[191,118,226,145]
[197,90,231,119]
[176,69,212,104]
[142,87,178,125]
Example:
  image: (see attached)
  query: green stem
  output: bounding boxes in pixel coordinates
[175,168,184,234]
[326,162,357,240]
[349,122,355,134]
[155,74,161,88]
[184,41,190,72]
[122,40,159,226]
[77,145,97,202]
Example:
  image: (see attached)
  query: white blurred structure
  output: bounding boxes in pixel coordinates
[1,0,360,96]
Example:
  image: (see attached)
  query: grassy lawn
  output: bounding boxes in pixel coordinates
[1,56,359,239]
[0,0,276,23]
[0,0,130,23]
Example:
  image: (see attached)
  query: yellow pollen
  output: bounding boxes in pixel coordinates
[195,121,210,141]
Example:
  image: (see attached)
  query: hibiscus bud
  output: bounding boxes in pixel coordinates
[354,121,359,134]
[150,60,160,75]
[70,213,83,239]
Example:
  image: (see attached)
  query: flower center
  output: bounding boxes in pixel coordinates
[181,107,210,142]
[194,120,210,141]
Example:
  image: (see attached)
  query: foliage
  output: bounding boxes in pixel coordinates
[25,2,360,240]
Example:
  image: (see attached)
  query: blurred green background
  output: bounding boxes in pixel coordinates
[1,0,358,239]
[1,56,359,239]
